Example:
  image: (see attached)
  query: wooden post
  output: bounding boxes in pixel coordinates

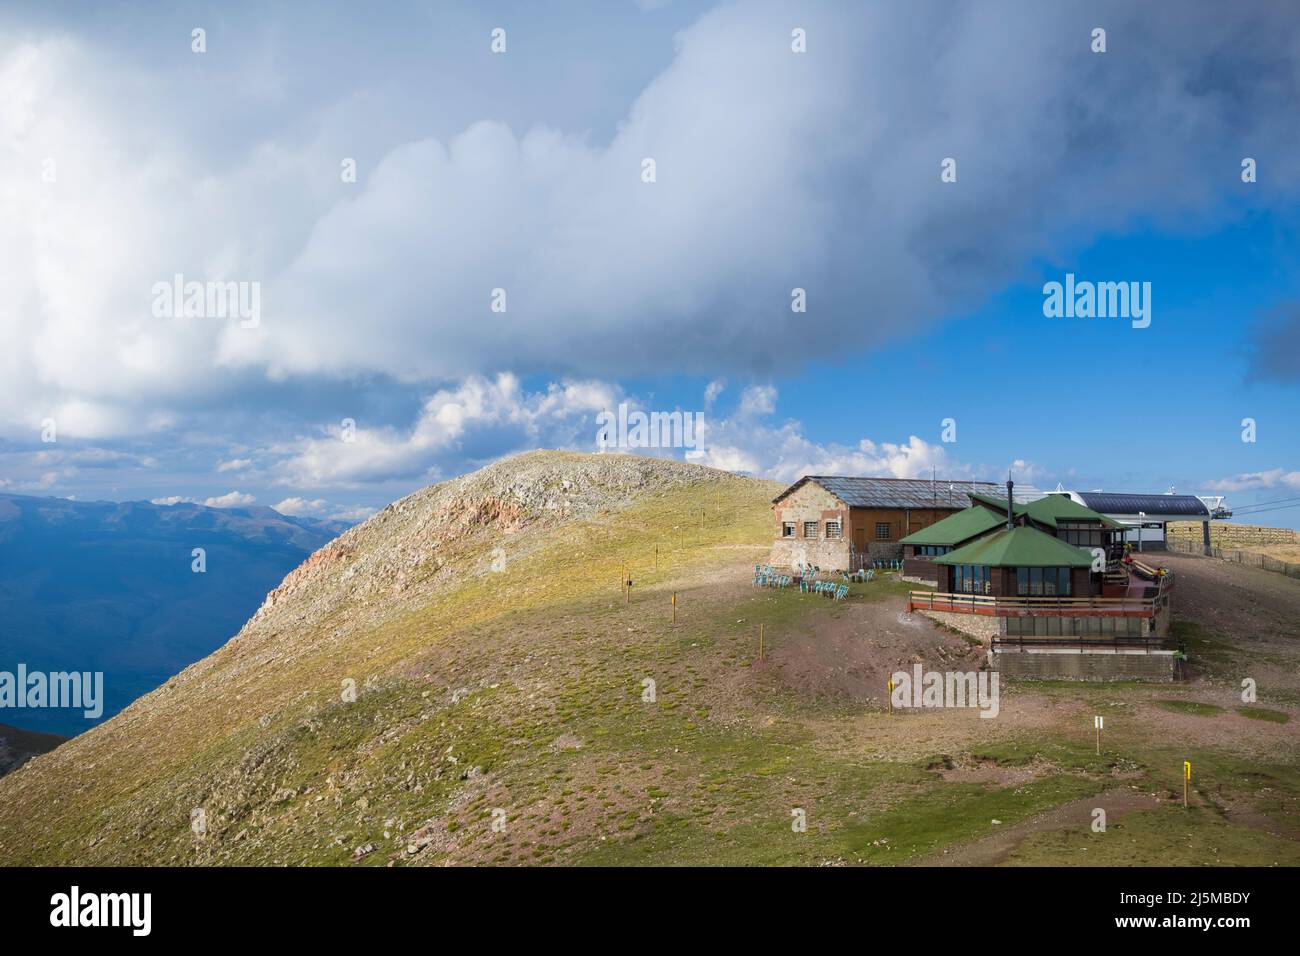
[625,571,631,605]
[1094,715,1103,754]
[759,623,765,662]
[887,678,894,717]
[655,545,659,572]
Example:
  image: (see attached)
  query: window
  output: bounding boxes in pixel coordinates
[917,545,950,557]
[1006,616,1140,638]
[1015,567,1072,596]
[782,522,796,538]
[825,519,843,539]
[1058,521,1102,548]
[952,564,991,594]
[803,520,819,538]
[875,522,891,541]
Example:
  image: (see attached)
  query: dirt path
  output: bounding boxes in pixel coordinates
[913,787,1162,866]
[1161,550,1300,642]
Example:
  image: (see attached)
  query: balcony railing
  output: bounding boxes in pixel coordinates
[907,590,1159,618]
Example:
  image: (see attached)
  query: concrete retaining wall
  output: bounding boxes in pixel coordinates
[991,649,1177,682]
[917,609,1000,642]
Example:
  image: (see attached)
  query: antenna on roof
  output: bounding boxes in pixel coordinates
[1006,476,1015,531]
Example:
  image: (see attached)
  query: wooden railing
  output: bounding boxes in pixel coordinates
[907,590,1159,618]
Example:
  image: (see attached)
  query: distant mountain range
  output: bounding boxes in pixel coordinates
[0,493,350,736]
[0,723,64,780]
[0,722,65,777]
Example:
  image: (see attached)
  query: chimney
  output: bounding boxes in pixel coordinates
[1006,478,1015,531]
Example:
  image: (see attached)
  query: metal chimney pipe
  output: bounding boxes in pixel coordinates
[1006,479,1015,531]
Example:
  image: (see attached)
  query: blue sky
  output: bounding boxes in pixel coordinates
[0,0,1297,526]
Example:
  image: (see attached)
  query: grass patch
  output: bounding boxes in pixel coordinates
[1152,699,1223,717]
[1237,706,1291,724]
[1005,803,1300,866]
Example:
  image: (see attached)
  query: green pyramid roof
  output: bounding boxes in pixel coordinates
[933,525,1095,568]
[964,492,1124,530]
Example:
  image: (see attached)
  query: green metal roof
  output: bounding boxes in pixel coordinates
[968,491,1016,513]
[933,525,1095,568]
[964,492,1123,530]
[899,505,1005,546]
[1023,494,1125,530]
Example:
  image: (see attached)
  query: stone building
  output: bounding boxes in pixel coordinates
[767,476,1006,571]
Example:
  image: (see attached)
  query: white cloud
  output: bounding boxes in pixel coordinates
[737,385,777,417]
[2,3,1297,514]
[6,3,1297,445]
[274,373,621,488]
[202,491,256,508]
[268,371,1037,492]
[272,496,327,516]
[330,504,379,523]
[1206,469,1300,493]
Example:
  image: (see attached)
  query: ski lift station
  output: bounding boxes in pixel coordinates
[1053,489,1232,548]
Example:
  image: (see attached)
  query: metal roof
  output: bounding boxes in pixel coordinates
[1073,492,1210,518]
[775,476,1001,509]
[899,505,1006,546]
[934,526,1095,568]
[1022,494,1126,530]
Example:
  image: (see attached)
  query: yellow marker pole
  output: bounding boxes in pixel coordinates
[671,591,677,624]
[1184,760,1191,808]
[888,678,894,717]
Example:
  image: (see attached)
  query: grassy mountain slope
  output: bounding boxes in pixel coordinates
[0,451,1297,866]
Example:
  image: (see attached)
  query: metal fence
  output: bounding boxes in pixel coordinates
[1165,536,1300,579]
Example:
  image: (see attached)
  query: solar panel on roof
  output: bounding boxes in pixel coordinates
[801,476,1000,510]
